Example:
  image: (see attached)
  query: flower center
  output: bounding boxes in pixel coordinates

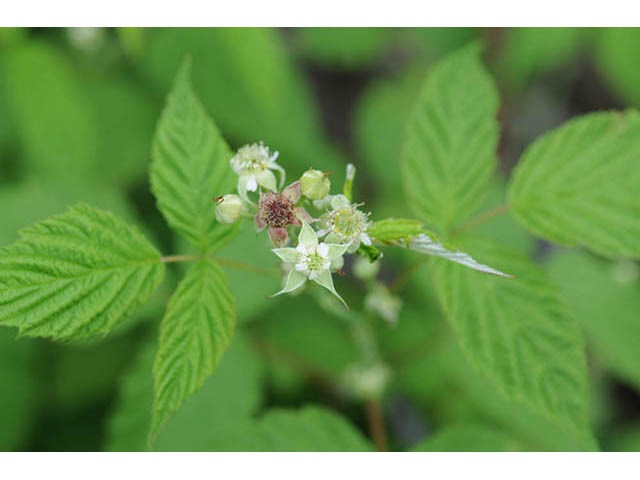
[332,207,367,239]
[259,192,295,228]
[305,251,326,272]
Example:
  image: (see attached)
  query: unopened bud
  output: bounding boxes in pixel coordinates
[342,363,391,400]
[353,257,380,281]
[215,194,243,224]
[300,169,330,201]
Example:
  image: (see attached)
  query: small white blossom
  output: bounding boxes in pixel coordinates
[230,142,285,201]
[271,222,349,309]
[317,195,372,253]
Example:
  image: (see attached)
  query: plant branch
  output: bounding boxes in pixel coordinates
[452,203,509,234]
[161,254,279,277]
[366,399,388,452]
[160,254,201,263]
[212,257,280,277]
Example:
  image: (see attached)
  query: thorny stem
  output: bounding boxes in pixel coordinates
[452,203,509,234]
[160,254,279,277]
[366,399,388,452]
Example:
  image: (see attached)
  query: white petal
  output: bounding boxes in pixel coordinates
[296,244,308,255]
[256,169,277,191]
[317,243,329,258]
[361,233,372,246]
[246,175,258,192]
[269,151,279,162]
[295,262,308,272]
[308,270,318,280]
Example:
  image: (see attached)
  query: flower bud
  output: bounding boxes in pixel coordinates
[353,257,380,281]
[215,194,243,224]
[300,169,330,201]
[342,363,391,400]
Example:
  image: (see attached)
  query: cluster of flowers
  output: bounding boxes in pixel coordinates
[214,142,374,309]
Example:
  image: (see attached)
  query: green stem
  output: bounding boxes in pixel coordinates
[211,256,280,277]
[160,254,279,277]
[160,254,201,263]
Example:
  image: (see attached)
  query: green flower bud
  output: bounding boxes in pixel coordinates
[353,257,380,281]
[215,194,243,224]
[300,169,330,201]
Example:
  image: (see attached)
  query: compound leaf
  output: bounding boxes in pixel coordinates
[432,236,595,450]
[412,423,524,452]
[210,406,373,452]
[151,59,237,252]
[509,111,640,259]
[150,259,235,444]
[0,204,164,340]
[402,44,500,234]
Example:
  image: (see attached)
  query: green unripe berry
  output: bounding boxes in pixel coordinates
[215,194,243,224]
[300,169,330,201]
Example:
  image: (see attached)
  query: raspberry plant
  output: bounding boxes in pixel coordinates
[1,40,639,452]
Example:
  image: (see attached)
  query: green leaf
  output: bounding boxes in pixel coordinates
[546,250,640,391]
[431,236,595,450]
[141,28,344,174]
[595,28,640,107]
[0,204,164,340]
[150,59,237,252]
[509,111,640,258]
[107,333,263,451]
[209,406,373,452]
[355,66,424,215]
[86,73,157,186]
[150,259,235,443]
[2,41,98,179]
[412,423,524,452]
[0,330,37,451]
[212,222,281,320]
[296,28,392,70]
[369,218,512,277]
[367,218,424,244]
[498,28,584,91]
[402,43,500,234]
[50,333,138,413]
[608,423,640,452]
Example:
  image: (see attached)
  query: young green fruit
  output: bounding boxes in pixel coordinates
[300,169,330,201]
[215,194,243,224]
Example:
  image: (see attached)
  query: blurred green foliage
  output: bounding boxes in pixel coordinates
[1,27,640,452]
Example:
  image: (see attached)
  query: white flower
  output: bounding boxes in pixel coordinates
[317,195,372,253]
[271,222,349,309]
[230,142,285,201]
